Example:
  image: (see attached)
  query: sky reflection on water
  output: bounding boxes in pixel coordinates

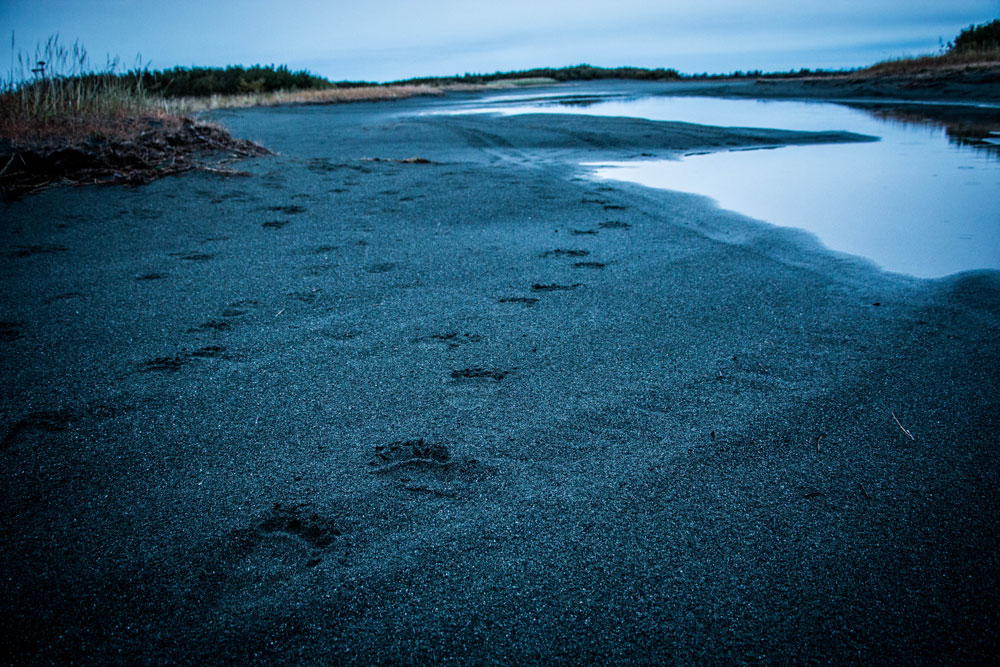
[446,92,1000,277]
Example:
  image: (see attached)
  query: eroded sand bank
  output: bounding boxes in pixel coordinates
[2,84,998,663]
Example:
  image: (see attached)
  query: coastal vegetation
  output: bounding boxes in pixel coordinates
[0,36,269,196]
[860,18,999,76]
[1,36,156,142]
[952,19,1000,52]
[0,36,445,138]
[2,20,996,196]
[141,64,335,97]
[397,64,680,86]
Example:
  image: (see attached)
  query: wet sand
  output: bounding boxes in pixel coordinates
[1,82,998,663]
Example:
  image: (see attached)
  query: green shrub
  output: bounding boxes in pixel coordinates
[951,19,1000,52]
[398,65,681,86]
[140,65,334,97]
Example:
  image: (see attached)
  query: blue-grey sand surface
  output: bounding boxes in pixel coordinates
[2,80,998,663]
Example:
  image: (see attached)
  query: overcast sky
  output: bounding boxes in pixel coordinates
[3,1,998,82]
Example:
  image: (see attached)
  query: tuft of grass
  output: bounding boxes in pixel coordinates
[859,48,1000,77]
[1,35,164,143]
[858,18,1000,77]
[161,84,448,113]
[0,36,270,197]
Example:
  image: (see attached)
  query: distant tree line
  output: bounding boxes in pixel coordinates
[397,64,682,86]
[949,19,1000,52]
[138,65,336,97]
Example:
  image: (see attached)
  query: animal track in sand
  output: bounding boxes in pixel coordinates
[9,244,68,258]
[531,283,582,292]
[369,439,487,497]
[1,409,74,451]
[289,289,322,304]
[209,189,250,204]
[413,332,483,348]
[220,299,259,318]
[599,221,631,230]
[185,300,262,338]
[246,503,341,548]
[498,297,540,306]
[225,503,344,569]
[365,262,397,274]
[141,346,229,372]
[189,345,226,358]
[142,356,186,372]
[188,319,232,333]
[266,204,308,214]
[450,367,511,381]
[0,321,24,342]
[540,249,589,259]
[374,439,451,466]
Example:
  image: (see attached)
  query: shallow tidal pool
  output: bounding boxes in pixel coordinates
[438,90,1000,278]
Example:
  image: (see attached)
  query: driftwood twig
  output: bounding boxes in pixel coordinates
[892,412,915,440]
[0,153,17,177]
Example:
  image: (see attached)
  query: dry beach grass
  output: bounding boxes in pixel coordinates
[0,36,551,196]
[161,84,447,114]
[0,37,271,196]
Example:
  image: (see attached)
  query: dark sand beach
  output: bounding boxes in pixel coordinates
[2,80,999,663]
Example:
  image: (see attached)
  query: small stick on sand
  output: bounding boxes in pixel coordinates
[859,482,872,501]
[892,412,915,440]
[815,432,826,454]
[275,308,285,318]
[0,153,18,177]
[757,361,768,373]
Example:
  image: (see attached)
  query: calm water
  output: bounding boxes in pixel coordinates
[437,91,1000,278]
